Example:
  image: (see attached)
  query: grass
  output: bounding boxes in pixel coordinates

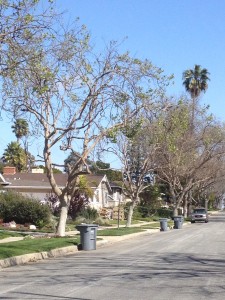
[0,231,27,240]
[108,219,141,226]
[97,227,145,236]
[0,236,79,260]
[141,220,174,229]
[0,218,162,260]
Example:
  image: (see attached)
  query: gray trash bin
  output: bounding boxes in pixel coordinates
[159,218,168,231]
[173,216,183,229]
[76,224,99,251]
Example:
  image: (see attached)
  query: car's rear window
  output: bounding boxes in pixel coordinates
[193,209,206,214]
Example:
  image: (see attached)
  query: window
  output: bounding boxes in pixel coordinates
[105,191,108,203]
[95,190,99,202]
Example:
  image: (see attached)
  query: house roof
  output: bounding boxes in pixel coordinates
[2,173,111,190]
[109,181,122,189]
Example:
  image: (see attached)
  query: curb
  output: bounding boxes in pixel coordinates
[0,239,121,269]
[0,245,78,269]
[0,230,157,269]
[0,220,197,270]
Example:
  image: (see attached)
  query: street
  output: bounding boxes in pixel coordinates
[1,211,225,299]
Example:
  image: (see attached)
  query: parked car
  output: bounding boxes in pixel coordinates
[190,208,208,223]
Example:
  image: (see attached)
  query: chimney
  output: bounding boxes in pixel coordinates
[31,168,44,174]
[3,166,16,175]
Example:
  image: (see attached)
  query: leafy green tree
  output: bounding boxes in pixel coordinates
[3,142,27,172]
[11,118,29,143]
[65,154,122,181]
[88,160,122,182]
[155,99,225,216]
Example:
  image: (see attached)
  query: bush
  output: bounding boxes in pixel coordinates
[156,207,173,218]
[94,217,111,226]
[0,191,51,226]
[78,206,99,222]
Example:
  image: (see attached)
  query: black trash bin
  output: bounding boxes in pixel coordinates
[76,224,99,251]
[159,218,168,231]
[173,216,183,229]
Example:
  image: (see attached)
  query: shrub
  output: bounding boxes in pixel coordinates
[94,217,111,226]
[156,207,173,218]
[45,175,91,220]
[0,191,51,226]
[78,206,99,222]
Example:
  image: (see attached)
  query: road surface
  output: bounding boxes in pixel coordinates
[0,211,225,300]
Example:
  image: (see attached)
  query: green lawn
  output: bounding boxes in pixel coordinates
[0,220,160,260]
[0,236,79,260]
[141,220,174,229]
[0,231,27,240]
[97,227,145,236]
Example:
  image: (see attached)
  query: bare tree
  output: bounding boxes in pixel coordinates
[105,118,159,227]
[1,11,170,235]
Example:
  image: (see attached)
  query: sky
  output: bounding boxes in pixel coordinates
[1,0,225,169]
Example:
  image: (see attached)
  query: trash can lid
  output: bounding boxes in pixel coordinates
[76,224,99,229]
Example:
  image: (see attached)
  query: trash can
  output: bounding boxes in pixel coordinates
[173,216,183,229]
[76,224,99,251]
[159,218,168,231]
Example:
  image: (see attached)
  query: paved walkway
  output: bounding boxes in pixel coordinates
[0,236,25,243]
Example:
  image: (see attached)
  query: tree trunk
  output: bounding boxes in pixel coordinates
[188,190,193,216]
[173,207,178,217]
[126,202,135,227]
[205,198,209,211]
[56,196,70,236]
[183,193,188,218]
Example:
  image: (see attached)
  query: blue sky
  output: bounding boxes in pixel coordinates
[1,0,225,169]
[57,0,225,119]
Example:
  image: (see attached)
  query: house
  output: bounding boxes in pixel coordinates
[1,167,124,211]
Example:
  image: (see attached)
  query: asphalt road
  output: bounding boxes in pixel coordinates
[1,211,225,300]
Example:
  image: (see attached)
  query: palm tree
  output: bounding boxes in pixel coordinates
[182,64,210,100]
[11,118,29,143]
[182,65,210,216]
[3,142,27,172]
[183,65,210,128]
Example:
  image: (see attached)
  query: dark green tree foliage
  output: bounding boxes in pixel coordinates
[0,191,51,226]
[65,154,122,182]
[138,185,162,217]
[11,118,29,143]
[182,65,210,99]
[91,161,122,182]
[2,141,26,171]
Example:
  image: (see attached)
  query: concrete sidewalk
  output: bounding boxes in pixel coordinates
[0,236,24,243]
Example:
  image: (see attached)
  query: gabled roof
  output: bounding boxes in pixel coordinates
[3,173,66,188]
[2,173,110,190]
